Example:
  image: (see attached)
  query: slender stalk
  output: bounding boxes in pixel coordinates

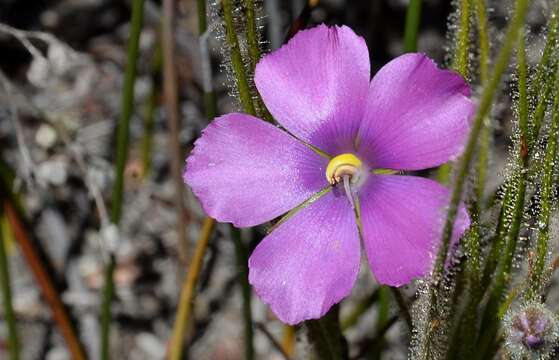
[0,209,18,360]
[219,2,260,357]
[517,32,528,140]
[480,185,512,290]
[528,61,559,300]
[168,218,215,360]
[453,0,471,77]
[474,0,490,84]
[403,0,422,53]
[529,5,559,148]
[167,3,220,358]
[104,1,145,358]
[531,83,553,149]
[3,200,86,360]
[474,0,490,215]
[438,0,471,184]
[197,0,207,32]
[245,0,260,71]
[232,228,254,360]
[530,5,559,102]
[162,0,189,263]
[243,0,273,121]
[222,0,257,116]
[460,227,481,358]
[494,32,529,285]
[281,325,296,357]
[420,0,529,357]
[100,254,116,360]
[477,22,532,360]
[371,287,390,359]
[111,0,145,224]
[433,0,528,291]
[443,0,473,184]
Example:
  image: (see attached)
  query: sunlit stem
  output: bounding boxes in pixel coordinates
[403,0,422,53]
[453,0,471,77]
[168,218,215,360]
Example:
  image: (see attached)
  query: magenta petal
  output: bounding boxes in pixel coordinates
[248,191,360,324]
[254,24,370,154]
[359,175,470,286]
[184,113,327,227]
[357,53,475,170]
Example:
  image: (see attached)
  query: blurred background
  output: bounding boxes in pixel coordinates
[0,0,551,359]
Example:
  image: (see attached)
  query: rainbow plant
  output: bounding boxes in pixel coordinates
[184,25,473,324]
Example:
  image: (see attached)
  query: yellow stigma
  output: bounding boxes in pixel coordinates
[325,153,362,185]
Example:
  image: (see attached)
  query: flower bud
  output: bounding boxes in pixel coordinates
[504,302,559,359]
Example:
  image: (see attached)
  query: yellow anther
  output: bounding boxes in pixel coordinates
[325,153,363,185]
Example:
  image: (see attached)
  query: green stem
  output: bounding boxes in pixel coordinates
[529,5,559,103]
[104,1,145,359]
[0,208,19,360]
[403,0,422,53]
[528,63,559,300]
[531,83,553,149]
[420,0,529,357]
[197,0,207,33]
[529,6,559,148]
[474,0,490,215]
[222,0,257,116]
[100,255,116,360]
[245,0,260,71]
[111,0,145,224]
[241,0,273,122]
[232,228,254,360]
[517,31,528,139]
[478,25,532,360]
[438,0,471,185]
[370,287,390,360]
[474,0,490,84]
[460,228,481,359]
[433,0,528,291]
[452,0,472,77]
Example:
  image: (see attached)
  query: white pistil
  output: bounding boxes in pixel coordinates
[343,174,355,210]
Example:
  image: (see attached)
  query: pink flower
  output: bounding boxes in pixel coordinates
[184,24,473,324]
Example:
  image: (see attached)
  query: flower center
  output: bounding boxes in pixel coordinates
[325,153,363,185]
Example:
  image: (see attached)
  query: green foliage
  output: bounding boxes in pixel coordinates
[414,1,559,359]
